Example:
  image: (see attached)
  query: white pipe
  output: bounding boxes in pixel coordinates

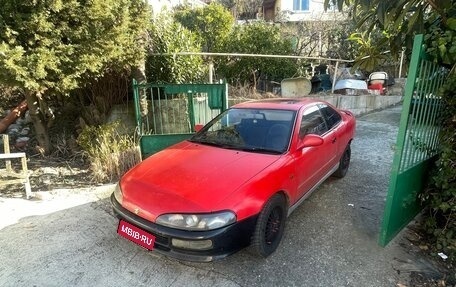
[331,61,339,93]
[150,51,353,63]
[208,60,213,84]
[399,47,406,78]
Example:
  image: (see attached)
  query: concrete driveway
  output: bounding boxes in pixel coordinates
[0,105,441,287]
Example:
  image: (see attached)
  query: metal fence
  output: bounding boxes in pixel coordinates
[132,82,228,158]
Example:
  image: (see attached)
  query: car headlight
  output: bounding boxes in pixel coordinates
[156,211,236,231]
[113,183,123,204]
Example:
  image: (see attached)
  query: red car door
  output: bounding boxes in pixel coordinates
[291,105,338,203]
[318,104,350,159]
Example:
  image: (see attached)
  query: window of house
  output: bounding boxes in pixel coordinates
[293,0,309,11]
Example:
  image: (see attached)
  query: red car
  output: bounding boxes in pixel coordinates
[111,98,356,261]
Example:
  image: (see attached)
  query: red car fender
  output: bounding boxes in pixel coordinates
[215,156,295,221]
[339,110,356,148]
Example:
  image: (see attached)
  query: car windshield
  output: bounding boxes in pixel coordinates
[190,108,296,154]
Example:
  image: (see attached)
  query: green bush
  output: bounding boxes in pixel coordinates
[146,13,205,84]
[77,121,141,182]
[422,72,456,264]
[218,22,299,85]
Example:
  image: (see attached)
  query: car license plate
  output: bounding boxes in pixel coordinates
[117,220,156,250]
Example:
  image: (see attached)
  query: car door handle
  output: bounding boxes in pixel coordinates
[332,137,337,144]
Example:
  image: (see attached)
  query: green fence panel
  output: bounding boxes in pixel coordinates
[139,134,194,159]
[379,34,448,246]
[133,83,228,158]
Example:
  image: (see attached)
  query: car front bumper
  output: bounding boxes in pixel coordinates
[111,194,257,262]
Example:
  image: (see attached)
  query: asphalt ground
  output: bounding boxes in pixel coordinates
[0,105,443,286]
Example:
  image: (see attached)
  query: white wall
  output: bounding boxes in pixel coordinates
[280,0,327,12]
[278,0,344,22]
[148,0,206,15]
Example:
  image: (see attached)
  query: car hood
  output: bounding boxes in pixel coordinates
[120,141,280,221]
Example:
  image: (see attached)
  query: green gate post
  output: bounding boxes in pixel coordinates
[187,90,196,132]
[132,79,143,135]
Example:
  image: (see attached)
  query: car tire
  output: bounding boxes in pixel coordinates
[251,194,287,258]
[333,144,351,178]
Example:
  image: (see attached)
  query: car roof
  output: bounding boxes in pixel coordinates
[231,98,322,111]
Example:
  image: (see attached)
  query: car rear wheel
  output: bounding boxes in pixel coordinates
[251,194,287,257]
[333,144,351,178]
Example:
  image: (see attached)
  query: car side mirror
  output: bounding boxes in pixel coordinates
[298,134,324,149]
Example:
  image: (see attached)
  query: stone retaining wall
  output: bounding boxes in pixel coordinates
[311,94,403,116]
[230,78,406,116]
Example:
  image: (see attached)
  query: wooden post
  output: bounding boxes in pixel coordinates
[3,134,12,172]
[21,155,32,199]
[1,134,32,199]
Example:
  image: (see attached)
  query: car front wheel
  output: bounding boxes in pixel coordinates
[251,194,287,257]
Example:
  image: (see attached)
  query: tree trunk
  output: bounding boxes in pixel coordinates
[131,62,148,133]
[131,63,148,117]
[25,90,51,155]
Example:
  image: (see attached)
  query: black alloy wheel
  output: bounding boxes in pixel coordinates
[251,194,287,257]
[333,144,351,178]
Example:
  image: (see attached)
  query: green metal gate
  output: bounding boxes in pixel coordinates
[379,35,449,246]
[133,81,228,158]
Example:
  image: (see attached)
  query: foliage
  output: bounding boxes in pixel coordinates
[217,22,299,85]
[174,2,234,52]
[321,21,359,60]
[0,0,151,153]
[0,84,23,110]
[421,73,456,264]
[0,0,150,93]
[73,71,130,126]
[216,0,263,20]
[280,19,358,60]
[325,0,456,70]
[425,3,456,66]
[77,121,140,182]
[347,32,390,72]
[146,14,205,84]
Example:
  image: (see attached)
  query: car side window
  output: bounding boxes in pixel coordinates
[319,104,342,130]
[299,106,328,138]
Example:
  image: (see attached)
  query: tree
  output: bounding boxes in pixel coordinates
[146,14,205,83]
[217,22,299,86]
[324,0,456,68]
[280,19,358,60]
[174,2,234,52]
[0,0,150,154]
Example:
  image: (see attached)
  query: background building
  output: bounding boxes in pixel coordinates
[148,0,207,15]
[262,0,345,22]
